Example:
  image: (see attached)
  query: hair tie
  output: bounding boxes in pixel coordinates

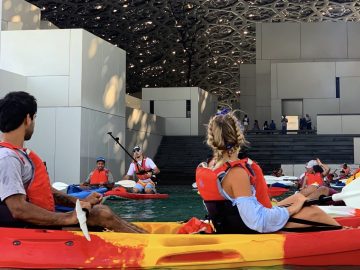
[216,108,230,116]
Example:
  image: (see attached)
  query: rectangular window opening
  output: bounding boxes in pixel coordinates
[336,77,340,98]
[186,100,191,118]
[150,100,154,114]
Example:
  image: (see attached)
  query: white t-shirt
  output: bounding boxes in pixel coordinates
[127,157,157,177]
[0,148,33,201]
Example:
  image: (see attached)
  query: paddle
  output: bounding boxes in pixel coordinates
[303,177,360,208]
[52,182,69,191]
[107,131,151,175]
[75,199,91,241]
[115,180,136,188]
[52,180,135,190]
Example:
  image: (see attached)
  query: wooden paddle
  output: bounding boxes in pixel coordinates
[304,177,360,208]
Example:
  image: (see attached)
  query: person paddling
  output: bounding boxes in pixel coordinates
[83,157,114,189]
[123,145,160,194]
[196,110,340,233]
[0,91,146,233]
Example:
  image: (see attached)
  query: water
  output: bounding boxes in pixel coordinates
[106,185,207,222]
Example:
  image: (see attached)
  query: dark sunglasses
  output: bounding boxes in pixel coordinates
[133,148,141,153]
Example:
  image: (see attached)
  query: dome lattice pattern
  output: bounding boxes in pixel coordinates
[28,0,360,104]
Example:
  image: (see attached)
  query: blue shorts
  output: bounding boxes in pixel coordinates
[134,182,155,192]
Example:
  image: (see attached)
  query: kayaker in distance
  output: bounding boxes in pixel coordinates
[123,145,160,194]
[299,159,338,200]
[82,157,114,189]
[196,110,340,233]
[0,91,146,233]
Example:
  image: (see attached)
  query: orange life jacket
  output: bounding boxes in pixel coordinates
[134,157,152,180]
[0,142,55,212]
[89,169,110,185]
[196,158,271,208]
[195,159,270,234]
[305,172,324,186]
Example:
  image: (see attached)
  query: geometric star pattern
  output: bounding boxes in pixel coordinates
[28,0,360,105]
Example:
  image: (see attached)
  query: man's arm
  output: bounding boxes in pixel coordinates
[104,171,114,189]
[82,172,93,185]
[5,194,78,226]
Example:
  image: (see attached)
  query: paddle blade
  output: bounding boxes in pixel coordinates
[75,200,91,241]
[115,180,136,188]
[52,182,69,191]
[332,177,360,208]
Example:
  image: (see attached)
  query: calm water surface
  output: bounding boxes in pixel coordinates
[104,185,358,270]
[106,185,206,222]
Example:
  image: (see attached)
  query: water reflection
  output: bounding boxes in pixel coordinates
[106,185,206,222]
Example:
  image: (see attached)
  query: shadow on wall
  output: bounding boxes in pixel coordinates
[125,108,165,168]
[198,89,217,135]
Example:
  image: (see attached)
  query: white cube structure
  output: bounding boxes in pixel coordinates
[141,87,218,136]
[0,29,126,183]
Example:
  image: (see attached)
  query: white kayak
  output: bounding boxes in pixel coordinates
[264,176,298,187]
[318,206,359,217]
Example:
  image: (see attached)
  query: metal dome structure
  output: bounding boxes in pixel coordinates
[28,0,360,105]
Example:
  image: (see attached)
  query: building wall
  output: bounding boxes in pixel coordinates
[125,107,165,169]
[257,22,360,129]
[126,94,142,109]
[198,88,217,135]
[0,29,126,183]
[142,87,217,136]
[0,68,26,90]
[1,0,40,30]
[271,61,360,129]
[239,64,256,124]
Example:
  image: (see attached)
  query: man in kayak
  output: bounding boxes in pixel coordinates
[123,145,160,194]
[0,91,146,233]
[196,111,340,233]
[83,157,114,189]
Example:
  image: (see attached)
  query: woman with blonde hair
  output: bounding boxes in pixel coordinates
[196,111,340,233]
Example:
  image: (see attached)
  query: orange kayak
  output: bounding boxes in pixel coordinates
[1,217,360,269]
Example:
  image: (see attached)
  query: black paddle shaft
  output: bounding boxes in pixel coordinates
[107,132,149,175]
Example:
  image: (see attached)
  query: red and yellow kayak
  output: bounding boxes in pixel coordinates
[1,217,360,269]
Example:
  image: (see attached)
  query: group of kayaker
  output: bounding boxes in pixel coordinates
[0,91,352,234]
[83,145,160,194]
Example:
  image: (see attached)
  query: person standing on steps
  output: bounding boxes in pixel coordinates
[281,115,288,134]
[123,145,160,194]
[0,91,146,233]
[305,114,312,130]
[242,114,249,133]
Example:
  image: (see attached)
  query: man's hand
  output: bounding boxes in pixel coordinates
[83,192,102,206]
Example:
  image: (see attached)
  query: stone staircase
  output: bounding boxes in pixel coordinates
[154,134,354,185]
